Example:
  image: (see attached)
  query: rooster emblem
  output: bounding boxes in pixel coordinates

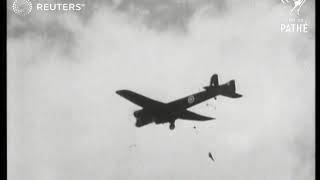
[281,0,306,15]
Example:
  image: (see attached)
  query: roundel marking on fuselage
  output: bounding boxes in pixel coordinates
[187,95,195,104]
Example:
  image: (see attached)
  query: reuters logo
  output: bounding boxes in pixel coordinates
[12,0,32,16]
[12,0,86,16]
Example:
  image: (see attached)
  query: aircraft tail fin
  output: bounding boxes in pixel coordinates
[210,74,219,87]
[204,75,242,99]
[221,80,242,98]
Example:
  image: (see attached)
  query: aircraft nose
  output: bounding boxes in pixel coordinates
[116,90,124,95]
[116,90,129,96]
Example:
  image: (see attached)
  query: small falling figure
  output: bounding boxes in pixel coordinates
[208,152,215,162]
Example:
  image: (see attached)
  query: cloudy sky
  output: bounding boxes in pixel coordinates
[7,0,315,179]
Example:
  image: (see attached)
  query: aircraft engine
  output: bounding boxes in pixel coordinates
[133,110,153,127]
[133,110,143,118]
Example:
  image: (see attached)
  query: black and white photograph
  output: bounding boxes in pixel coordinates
[7,0,315,179]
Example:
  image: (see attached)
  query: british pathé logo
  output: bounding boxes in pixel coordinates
[12,0,32,16]
[280,0,309,33]
[281,0,306,15]
[280,18,308,33]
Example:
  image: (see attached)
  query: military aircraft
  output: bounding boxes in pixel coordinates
[116,74,242,130]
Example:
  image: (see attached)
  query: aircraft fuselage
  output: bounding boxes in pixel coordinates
[133,88,220,128]
[117,74,242,130]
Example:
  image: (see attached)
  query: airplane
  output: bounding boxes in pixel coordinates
[116,74,242,130]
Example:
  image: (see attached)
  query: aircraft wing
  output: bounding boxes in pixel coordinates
[116,90,164,107]
[178,110,215,121]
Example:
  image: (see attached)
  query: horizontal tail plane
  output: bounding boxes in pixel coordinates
[220,80,242,98]
[204,74,242,98]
